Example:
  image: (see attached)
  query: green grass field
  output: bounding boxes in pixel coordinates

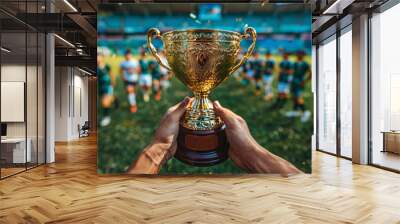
[97,56,312,174]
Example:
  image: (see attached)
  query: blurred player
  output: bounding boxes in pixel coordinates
[274,51,293,109]
[120,49,140,113]
[159,50,171,90]
[252,52,264,95]
[233,53,244,81]
[98,54,114,126]
[240,59,251,86]
[262,51,275,101]
[247,54,256,85]
[139,49,152,102]
[149,58,162,101]
[288,51,311,122]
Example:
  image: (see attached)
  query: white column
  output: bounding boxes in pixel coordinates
[46,33,55,163]
[352,14,369,164]
[312,45,317,151]
[45,0,55,163]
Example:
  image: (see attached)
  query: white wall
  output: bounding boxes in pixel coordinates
[55,66,69,141]
[1,65,26,140]
[72,73,89,138]
[1,65,37,138]
[54,67,89,141]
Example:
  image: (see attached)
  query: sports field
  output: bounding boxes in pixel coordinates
[97,55,312,174]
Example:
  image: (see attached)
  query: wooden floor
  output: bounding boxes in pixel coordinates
[1,167,26,178]
[1,135,400,224]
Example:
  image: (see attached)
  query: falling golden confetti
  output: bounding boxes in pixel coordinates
[261,0,269,7]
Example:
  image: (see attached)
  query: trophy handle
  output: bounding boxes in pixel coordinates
[230,27,257,74]
[147,28,172,71]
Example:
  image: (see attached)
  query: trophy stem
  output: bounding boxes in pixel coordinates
[181,92,223,131]
[192,92,211,111]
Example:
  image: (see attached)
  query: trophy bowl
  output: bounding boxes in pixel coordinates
[148,27,256,166]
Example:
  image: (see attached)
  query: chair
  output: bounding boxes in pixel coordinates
[78,121,90,138]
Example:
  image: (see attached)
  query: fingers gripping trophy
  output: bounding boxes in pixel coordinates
[147,27,256,166]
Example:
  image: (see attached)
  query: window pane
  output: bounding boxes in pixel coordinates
[340,29,352,158]
[27,30,38,169]
[317,37,337,154]
[371,4,400,171]
[1,31,27,177]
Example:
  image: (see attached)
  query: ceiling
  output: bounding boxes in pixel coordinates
[311,0,389,43]
[1,0,391,42]
[0,0,392,72]
[98,2,313,14]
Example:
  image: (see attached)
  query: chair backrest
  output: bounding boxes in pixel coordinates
[82,121,90,129]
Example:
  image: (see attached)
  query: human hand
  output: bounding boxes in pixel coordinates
[127,97,191,174]
[213,101,258,169]
[153,96,191,158]
[213,101,301,175]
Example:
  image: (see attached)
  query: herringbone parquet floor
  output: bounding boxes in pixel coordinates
[1,135,400,224]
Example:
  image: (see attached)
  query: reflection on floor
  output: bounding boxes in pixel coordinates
[0,167,25,177]
[0,163,42,178]
[373,150,400,171]
[0,135,400,223]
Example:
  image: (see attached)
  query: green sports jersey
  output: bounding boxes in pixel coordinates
[139,59,150,74]
[98,64,111,87]
[149,60,161,79]
[251,59,263,78]
[279,60,293,83]
[98,64,112,94]
[293,61,309,85]
[243,60,251,72]
[264,59,275,75]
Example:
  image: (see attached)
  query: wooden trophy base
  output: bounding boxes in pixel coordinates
[176,125,229,167]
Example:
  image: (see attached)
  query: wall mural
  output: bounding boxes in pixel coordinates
[97,3,312,175]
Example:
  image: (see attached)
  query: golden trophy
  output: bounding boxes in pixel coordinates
[147,27,256,166]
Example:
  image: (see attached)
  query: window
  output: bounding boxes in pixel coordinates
[0,1,47,179]
[370,3,400,171]
[339,27,352,158]
[317,36,337,154]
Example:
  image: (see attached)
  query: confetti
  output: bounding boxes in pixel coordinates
[189,13,197,19]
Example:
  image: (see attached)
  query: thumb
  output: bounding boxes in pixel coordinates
[213,101,235,126]
[171,97,191,118]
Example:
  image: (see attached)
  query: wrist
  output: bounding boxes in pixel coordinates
[241,144,268,167]
[238,143,287,173]
[146,141,173,165]
[252,145,300,175]
[230,141,260,168]
[127,142,171,175]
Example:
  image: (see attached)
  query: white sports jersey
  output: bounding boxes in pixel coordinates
[159,57,169,75]
[120,59,139,82]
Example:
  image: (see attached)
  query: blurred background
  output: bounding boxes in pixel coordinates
[97,3,312,174]
[98,3,311,55]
